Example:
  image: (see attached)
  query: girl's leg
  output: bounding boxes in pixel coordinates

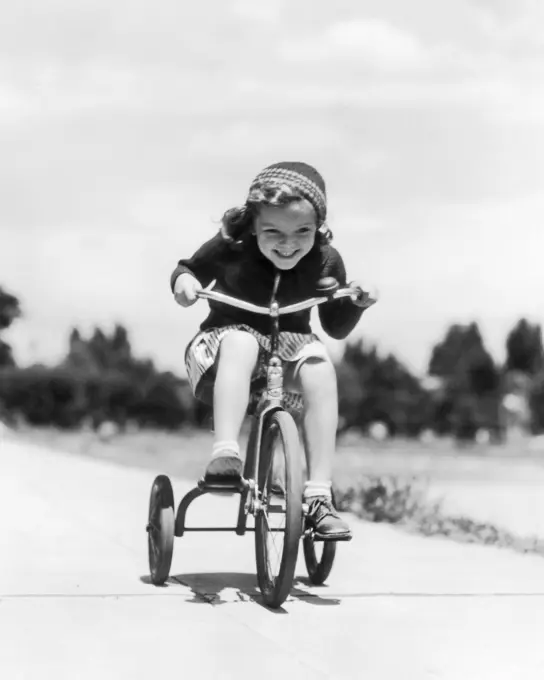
[288,355,351,538]
[296,356,337,483]
[206,330,260,477]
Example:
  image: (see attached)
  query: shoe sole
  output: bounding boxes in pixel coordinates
[312,531,353,542]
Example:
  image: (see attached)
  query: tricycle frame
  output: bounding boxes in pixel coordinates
[147,275,369,603]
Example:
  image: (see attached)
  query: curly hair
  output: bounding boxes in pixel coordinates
[219,183,333,246]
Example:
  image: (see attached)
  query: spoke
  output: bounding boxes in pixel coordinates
[260,429,293,585]
[264,500,287,571]
[263,511,283,571]
[269,535,282,569]
[269,520,285,564]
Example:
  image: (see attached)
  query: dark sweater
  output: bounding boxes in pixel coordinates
[170,233,364,340]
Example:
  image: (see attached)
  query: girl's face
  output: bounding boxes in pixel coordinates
[253,200,317,270]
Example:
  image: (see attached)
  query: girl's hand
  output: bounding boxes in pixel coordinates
[173,273,202,307]
[349,280,378,309]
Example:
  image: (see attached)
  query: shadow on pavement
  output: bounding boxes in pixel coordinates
[140,572,340,611]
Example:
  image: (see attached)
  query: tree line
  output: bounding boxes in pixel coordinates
[338,320,543,440]
[0,285,543,439]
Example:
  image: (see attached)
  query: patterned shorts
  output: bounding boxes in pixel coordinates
[185,324,329,414]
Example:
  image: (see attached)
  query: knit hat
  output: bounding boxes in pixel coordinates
[248,161,327,224]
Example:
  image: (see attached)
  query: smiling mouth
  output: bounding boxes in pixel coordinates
[274,250,299,259]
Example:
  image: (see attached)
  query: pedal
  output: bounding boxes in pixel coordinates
[198,476,247,494]
[312,532,353,543]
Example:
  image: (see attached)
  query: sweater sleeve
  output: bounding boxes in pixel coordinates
[318,247,365,340]
[170,232,227,291]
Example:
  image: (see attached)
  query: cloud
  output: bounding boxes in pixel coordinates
[281,18,428,71]
[474,0,544,48]
[230,0,286,23]
[331,189,544,373]
[1,0,544,374]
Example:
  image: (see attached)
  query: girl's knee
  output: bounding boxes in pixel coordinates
[218,331,260,365]
[293,356,337,392]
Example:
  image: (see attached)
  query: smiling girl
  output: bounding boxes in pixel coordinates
[170,162,374,539]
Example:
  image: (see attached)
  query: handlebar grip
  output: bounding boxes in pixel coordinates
[315,277,339,295]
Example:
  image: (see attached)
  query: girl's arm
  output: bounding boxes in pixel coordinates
[170,232,227,291]
[318,247,365,340]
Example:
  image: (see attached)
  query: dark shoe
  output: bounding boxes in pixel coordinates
[306,496,352,541]
[269,478,285,497]
[204,451,243,479]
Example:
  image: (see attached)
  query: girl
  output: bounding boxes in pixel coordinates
[171,161,374,539]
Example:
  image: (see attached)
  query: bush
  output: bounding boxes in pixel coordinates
[0,366,83,427]
[0,366,196,430]
[334,475,430,524]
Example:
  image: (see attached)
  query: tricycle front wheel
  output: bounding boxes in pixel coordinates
[255,410,303,608]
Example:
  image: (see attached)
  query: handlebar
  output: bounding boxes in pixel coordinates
[196,279,376,315]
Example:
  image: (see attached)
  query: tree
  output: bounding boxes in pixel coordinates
[61,324,194,429]
[505,319,543,376]
[0,287,21,331]
[0,286,22,368]
[427,322,501,439]
[336,339,431,436]
[529,374,544,434]
[429,322,499,393]
[467,347,500,396]
[64,324,154,378]
[65,328,94,370]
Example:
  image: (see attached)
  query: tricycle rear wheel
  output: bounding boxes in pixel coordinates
[302,490,338,585]
[147,475,175,586]
[303,538,336,585]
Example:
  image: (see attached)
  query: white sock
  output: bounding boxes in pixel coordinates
[212,440,240,459]
[303,481,332,500]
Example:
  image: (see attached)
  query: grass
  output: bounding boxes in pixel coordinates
[334,474,544,558]
[16,425,216,481]
[12,424,544,557]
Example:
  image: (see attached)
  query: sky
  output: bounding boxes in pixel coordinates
[1,0,544,377]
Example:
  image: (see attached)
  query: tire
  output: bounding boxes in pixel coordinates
[255,410,303,608]
[147,475,175,586]
[303,538,336,585]
[302,490,338,585]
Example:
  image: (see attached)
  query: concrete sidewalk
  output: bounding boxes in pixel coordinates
[1,435,544,679]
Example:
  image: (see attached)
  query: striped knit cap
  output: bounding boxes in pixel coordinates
[248,161,327,225]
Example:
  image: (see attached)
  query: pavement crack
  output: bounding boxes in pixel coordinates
[295,591,544,599]
[2,591,544,601]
